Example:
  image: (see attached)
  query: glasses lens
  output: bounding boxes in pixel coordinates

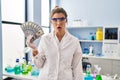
[51,17,66,22]
[51,18,57,21]
[59,17,66,21]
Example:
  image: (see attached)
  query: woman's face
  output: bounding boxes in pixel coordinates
[51,13,67,33]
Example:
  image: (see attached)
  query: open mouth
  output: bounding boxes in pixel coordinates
[57,27,62,29]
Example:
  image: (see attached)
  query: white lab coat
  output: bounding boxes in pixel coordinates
[34,31,83,80]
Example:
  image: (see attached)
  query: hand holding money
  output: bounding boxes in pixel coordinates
[21,21,44,43]
[26,35,37,49]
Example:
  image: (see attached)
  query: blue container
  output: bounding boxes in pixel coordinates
[84,75,93,80]
[31,70,40,76]
[83,47,89,54]
[5,66,14,73]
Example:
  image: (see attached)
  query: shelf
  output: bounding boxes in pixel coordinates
[82,54,120,60]
[103,40,118,43]
[67,26,103,29]
[80,40,102,42]
[68,26,120,61]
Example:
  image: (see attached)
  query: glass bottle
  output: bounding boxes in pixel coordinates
[96,75,102,80]
[27,61,33,72]
[84,64,93,80]
[94,32,96,40]
[86,64,91,76]
[14,58,21,75]
[21,57,28,75]
[89,32,93,40]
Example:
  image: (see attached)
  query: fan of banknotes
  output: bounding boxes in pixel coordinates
[21,21,44,43]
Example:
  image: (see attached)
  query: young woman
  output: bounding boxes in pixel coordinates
[26,6,83,80]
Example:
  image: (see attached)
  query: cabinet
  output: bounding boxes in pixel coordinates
[68,26,103,56]
[67,26,120,57]
[68,26,120,76]
[88,58,112,75]
[88,57,120,77]
[112,60,120,76]
[102,27,119,57]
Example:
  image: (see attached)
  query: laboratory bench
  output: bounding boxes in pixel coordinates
[3,54,120,80]
[82,54,120,76]
[3,72,38,80]
[3,72,120,80]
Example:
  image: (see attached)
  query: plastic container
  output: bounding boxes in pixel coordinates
[31,64,40,76]
[89,32,96,40]
[83,47,89,54]
[84,64,93,80]
[94,32,96,40]
[89,32,94,40]
[84,75,93,80]
[5,66,14,73]
[21,57,29,75]
[96,28,103,40]
[22,57,26,71]
[22,69,28,75]
[86,64,91,76]
[27,62,33,72]
[14,59,21,75]
[96,75,102,80]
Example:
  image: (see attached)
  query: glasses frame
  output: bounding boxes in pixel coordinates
[51,17,66,23]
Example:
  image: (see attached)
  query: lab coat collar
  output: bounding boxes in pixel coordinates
[49,30,72,49]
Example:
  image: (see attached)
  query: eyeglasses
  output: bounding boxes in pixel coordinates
[51,17,66,22]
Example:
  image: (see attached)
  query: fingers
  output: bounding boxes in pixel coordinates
[26,35,33,46]
[26,35,37,49]
[27,35,33,42]
[32,49,38,57]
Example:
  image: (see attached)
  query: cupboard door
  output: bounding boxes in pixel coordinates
[88,58,101,73]
[88,58,112,75]
[100,59,112,75]
[112,60,120,76]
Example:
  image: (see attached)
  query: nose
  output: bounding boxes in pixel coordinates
[56,20,61,25]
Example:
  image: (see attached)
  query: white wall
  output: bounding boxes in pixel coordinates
[59,0,120,27]
[2,24,25,70]
[0,0,2,79]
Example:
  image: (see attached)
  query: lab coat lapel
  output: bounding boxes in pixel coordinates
[49,32,59,49]
[61,31,72,49]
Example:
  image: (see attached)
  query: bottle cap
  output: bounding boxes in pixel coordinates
[16,58,19,62]
[87,64,91,68]
[97,28,102,31]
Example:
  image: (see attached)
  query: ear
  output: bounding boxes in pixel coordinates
[66,18,68,22]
